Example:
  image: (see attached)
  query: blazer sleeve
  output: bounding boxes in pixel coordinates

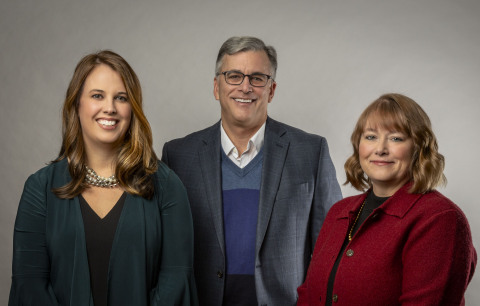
[400,207,477,305]
[149,169,199,306]
[161,142,170,166]
[161,142,170,167]
[9,173,60,306]
[310,138,342,248]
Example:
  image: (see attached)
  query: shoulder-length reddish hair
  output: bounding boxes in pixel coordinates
[344,93,446,194]
[53,50,157,199]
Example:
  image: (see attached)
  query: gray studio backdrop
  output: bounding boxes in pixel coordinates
[1,0,479,304]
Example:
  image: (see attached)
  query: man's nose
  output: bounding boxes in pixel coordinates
[239,75,253,93]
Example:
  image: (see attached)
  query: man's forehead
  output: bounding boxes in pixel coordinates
[221,50,271,72]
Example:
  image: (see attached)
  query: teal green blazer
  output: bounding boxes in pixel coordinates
[9,159,198,306]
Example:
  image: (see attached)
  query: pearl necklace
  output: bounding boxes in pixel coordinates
[85,166,118,188]
[348,199,366,241]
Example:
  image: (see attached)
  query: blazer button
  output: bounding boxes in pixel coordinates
[346,249,354,257]
[332,294,338,303]
[217,270,223,278]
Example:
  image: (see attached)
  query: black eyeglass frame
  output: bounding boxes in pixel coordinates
[219,70,274,87]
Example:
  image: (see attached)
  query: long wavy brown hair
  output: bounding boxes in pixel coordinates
[344,93,446,194]
[53,50,158,199]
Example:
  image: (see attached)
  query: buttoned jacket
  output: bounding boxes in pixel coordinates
[162,117,342,306]
[297,184,477,305]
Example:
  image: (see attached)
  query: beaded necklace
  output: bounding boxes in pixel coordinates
[85,166,118,188]
[348,199,366,241]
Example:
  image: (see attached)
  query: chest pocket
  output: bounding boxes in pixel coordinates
[275,182,311,201]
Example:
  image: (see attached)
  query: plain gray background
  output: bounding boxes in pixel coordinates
[1,0,479,304]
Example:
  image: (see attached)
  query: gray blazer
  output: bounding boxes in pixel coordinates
[161,117,342,306]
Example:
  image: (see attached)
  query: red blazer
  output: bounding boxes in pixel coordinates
[297,184,476,305]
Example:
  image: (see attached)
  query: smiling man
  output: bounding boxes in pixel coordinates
[161,36,342,306]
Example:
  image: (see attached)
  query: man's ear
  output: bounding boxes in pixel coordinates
[268,81,277,103]
[213,77,220,100]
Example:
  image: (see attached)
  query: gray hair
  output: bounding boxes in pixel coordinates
[215,36,277,79]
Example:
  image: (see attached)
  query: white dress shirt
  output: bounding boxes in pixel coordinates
[220,122,266,169]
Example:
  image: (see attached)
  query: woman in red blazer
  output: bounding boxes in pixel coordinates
[297,93,476,305]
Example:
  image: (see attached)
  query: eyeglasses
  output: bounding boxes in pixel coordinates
[219,70,274,87]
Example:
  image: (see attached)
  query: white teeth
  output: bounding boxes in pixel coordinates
[98,119,116,126]
[234,98,253,103]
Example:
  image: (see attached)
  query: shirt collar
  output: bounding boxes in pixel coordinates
[338,182,423,220]
[220,121,266,156]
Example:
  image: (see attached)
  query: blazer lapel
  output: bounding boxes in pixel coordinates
[256,118,289,254]
[198,123,225,255]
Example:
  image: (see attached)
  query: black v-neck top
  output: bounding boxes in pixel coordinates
[79,192,126,306]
